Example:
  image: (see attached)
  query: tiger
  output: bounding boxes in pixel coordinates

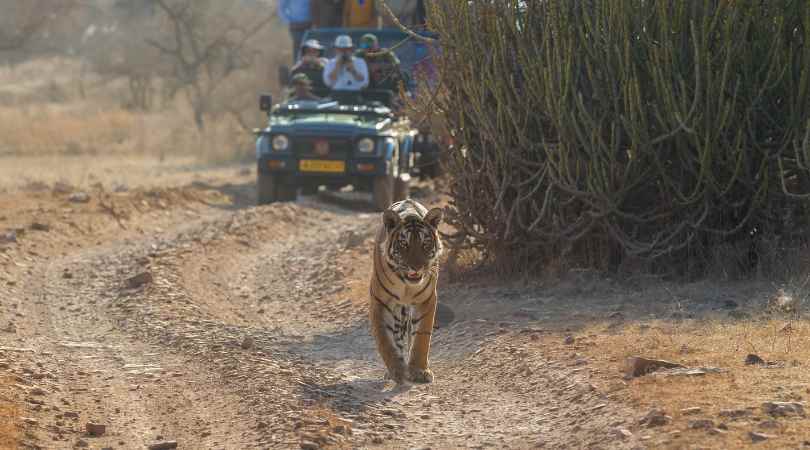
[369,199,443,384]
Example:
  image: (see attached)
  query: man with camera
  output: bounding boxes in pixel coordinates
[323,35,369,91]
[290,39,329,94]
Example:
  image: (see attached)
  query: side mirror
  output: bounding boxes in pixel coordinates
[278,65,290,86]
[259,94,273,112]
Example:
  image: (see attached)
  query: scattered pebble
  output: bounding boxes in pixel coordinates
[640,409,671,427]
[614,427,632,439]
[126,271,153,289]
[1,231,17,243]
[762,401,805,417]
[69,192,91,203]
[625,356,685,377]
[745,354,766,365]
[688,419,714,430]
[30,222,50,232]
[718,408,750,419]
[52,182,74,194]
[749,431,773,443]
[86,422,106,436]
[29,387,47,396]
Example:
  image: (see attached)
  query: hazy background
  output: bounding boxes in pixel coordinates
[0,0,288,174]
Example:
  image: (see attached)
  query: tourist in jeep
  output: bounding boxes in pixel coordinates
[324,35,369,91]
[290,39,328,93]
[355,33,402,92]
[288,73,322,102]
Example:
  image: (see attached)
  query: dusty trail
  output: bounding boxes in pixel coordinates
[1,174,642,449]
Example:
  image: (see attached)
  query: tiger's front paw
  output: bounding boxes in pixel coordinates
[408,367,434,384]
[384,366,408,384]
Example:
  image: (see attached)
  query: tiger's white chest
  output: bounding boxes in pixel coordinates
[388,278,429,305]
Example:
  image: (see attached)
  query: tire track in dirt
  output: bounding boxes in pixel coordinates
[144,197,644,449]
[3,182,645,449]
[2,191,269,448]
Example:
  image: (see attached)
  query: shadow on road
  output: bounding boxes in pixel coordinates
[300,377,412,417]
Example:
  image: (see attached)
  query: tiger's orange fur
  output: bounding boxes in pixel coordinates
[369,199,443,384]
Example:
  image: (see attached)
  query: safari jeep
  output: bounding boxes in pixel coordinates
[277,27,442,179]
[254,90,414,210]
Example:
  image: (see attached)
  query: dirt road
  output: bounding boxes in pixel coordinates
[1,166,646,449]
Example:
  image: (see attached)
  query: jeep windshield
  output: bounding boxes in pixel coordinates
[300,28,438,91]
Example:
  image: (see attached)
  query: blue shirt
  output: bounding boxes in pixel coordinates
[278,0,312,25]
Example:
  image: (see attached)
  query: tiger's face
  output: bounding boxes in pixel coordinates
[382,202,443,285]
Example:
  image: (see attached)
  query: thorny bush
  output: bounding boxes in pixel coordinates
[420,0,810,277]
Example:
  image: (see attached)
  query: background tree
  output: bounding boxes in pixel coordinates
[146,0,274,130]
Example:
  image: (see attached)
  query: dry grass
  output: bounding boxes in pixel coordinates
[0,57,257,163]
[0,100,252,161]
[0,154,257,194]
[577,315,810,448]
[0,103,136,155]
[0,376,20,450]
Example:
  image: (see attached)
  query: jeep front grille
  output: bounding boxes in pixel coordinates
[292,137,352,159]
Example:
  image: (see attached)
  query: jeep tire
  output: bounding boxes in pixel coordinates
[277,182,297,202]
[257,173,297,205]
[394,174,410,202]
[372,174,394,211]
[420,151,442,179]
[257,172,277,205]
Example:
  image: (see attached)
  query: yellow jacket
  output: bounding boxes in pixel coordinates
[343,0,378,28]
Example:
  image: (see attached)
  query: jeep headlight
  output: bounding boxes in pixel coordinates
[272,134,289,151]
[357,137,375,153]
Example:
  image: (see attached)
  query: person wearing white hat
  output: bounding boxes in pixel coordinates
[323,34,369,91]
[291,39,329,92]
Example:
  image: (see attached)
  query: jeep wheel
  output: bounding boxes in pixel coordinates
[257,174,297,205]
[420,154,442,179]
[372,174,394,211]
[276,182,298,202]
[257,173,277,205]
[394,174,410,201]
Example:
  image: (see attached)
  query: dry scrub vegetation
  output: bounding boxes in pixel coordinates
[578,314,810,448]
[0,0,291,168]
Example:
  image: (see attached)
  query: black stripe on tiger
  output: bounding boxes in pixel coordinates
[374,271,400,302]
[374,244,396,285]
[412,309,431,326]
[372,292,395,317]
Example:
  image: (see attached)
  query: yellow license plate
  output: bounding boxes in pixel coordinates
[299,160,345,173]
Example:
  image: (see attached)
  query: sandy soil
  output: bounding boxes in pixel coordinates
[1,160,807,450]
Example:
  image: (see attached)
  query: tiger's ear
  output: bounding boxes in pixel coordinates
[424,207,443,229]
[383,209,400,231]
